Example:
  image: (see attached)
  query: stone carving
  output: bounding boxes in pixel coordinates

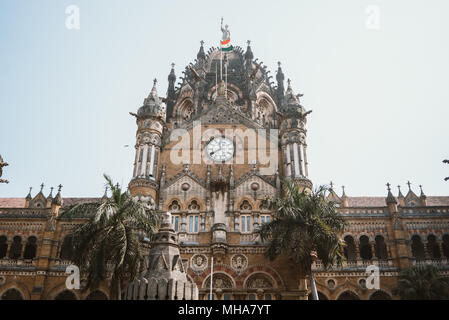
[205,274,233,289]
[133,195,156,210]
[0,155,9,184]
[190,254,208,271]
[231,254,248,273]
[246,274,273,289]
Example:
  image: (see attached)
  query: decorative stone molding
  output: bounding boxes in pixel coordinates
[190,254,208,272]
[230,254,248,273]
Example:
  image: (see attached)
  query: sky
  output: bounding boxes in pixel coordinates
[0,0,448,198]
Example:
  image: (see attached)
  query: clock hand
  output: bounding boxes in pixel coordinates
[210,148,221,156]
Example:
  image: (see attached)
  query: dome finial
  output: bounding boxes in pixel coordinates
[197,41,206,60]
[245,40,253,61]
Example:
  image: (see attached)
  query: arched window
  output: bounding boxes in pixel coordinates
[168,200,181,212]
[8,236,22,259]
[374,235,388,260]
[427,235,441,259]
[411,235,425,260]
[308,292,328,300]
[343,235,356,260]
[54,290,77,300]
[442,234,449,258]
[23,236,37,260]
[359,235,372,260]
[369,290,392,300]
[85,290,108,300]
[0,236,8,259]
[1,288,24,300]
[337,291,360,300]
[188,200,200,211]
[240,200,252,211]
[60,235,73,260]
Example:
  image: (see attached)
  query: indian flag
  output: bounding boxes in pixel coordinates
[221,38,233,52]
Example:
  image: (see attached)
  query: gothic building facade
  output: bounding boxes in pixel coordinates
[0,41,448,300]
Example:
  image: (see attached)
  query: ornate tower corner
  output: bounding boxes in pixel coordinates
[128,79,166,209]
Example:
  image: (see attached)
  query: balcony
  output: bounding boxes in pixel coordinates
[412,258,449,269]
[178,233,199,244]
[0,258,36,270]
[312,258,395,271]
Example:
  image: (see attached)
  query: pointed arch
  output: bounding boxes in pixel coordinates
[0,288,24,300]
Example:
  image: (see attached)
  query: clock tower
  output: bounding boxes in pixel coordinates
[128,39,313,299]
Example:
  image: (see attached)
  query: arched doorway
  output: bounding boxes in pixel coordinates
[374,235,388,260]
[85,290,108,300]
[8,236,22,259]
[60,235,73,260]
[427,235,441,259]
[411,235,425,260]
[369,290,392,300]
[54,290,77,300]
[344,235,357,260]
[337,291,360,300]
[308,291,328,300]
[23,236,37,259]
[0,235,8,259]
[359,235,372,260]
[1,288,24,300]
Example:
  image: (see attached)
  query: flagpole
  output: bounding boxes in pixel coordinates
[215,63,218,99]
[209,256,214,300]
[225,55,227,99]
[220,47,223,81]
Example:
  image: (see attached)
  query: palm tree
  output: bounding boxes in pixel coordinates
[393,264,449,300]
[257,180,347,300]
[62,174,161,299]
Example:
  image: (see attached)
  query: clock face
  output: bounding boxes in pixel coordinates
[206,136,234,162]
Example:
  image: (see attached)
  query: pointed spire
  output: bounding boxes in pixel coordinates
[52,184,63,206]
[47,187,54,200]
[341,186,348,207]
[26,187,32,200]
[276,61,285,106]
[197,40,206,60]
[329,181,334,190]
[39,183,44,194]
[397,185,404,198]
[245,40,253,61]
[419,185,426,198]
[406,180,412,191]
[386,182,397,204]
[168,63,176,83]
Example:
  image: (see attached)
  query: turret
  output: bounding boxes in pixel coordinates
[124,211,199,300]
[25,187,32,208]
[51,185,63,216]
[46,187,54,208]
[129,79,165,208]
[279,79,312,191]
[419,185,427,206]
[166,64,176,122]
[275,61,285,106]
